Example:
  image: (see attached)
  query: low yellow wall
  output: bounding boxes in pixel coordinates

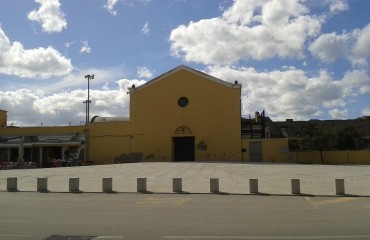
[242,138,289,163]
[242,138,370,165]
[290,150,370,164]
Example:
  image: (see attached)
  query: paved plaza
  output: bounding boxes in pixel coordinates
[1,162,370,196]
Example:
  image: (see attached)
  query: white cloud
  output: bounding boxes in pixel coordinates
[362,108,370,117]
[80,41,91,54]
[0,27,72,79]
[28,0,67,33]
[351,23,370,66]
[309,32,349,63]
[329,109,348,119]
[141,21,150,36]
[0,77,146,126]
[207,65,368,120]
[169,0,322,65]
[308,22,370,66]
[104,0,119,16]
[44,68,124,94]
[137,66,153,79]
[341,69,370,96]
[329,0,348,13]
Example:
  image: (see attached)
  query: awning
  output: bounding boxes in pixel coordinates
[0,143,34,148]
[0,142,83,148]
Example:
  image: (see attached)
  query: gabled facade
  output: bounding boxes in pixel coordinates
[88,65,242,163]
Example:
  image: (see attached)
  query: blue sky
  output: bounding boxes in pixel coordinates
[0,0,370,126]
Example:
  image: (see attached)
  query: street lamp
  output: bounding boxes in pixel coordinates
[83,100,91,124]
[84,74,94,123]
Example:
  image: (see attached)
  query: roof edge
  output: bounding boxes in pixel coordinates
[131,65,241,92]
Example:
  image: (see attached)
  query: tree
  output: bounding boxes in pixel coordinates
[335,125,364,150]
[301,123,336,163]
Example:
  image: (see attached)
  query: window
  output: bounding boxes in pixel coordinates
[178,97,189,107]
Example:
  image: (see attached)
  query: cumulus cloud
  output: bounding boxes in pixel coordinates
[104,0,119,16]
[169,0,322,65]
[141,21,150,36]
[207,65,369,120]
[0,77,146,126]
[308,23,370,66]
[329,109,348,119]
[341,69,370,96]
[28,0,67,33]
[329,0,348,13]
[362,108,370,117]
[351,23,370,66]
[309,32,350,63]
[0,27,72,79]
[137,66,153,79]
[80,41,91,54]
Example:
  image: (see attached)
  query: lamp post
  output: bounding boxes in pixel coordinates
[84,74,94,123]
[83,100,91,124]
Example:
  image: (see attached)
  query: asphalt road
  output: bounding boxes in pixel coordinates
[1,192,370,240]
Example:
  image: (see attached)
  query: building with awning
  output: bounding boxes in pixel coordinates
[0,129,85,168]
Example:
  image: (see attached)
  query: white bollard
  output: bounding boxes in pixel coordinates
[210,178,219,193]
[336,179,345,195]
[69,178,80,192]
[102,178,113,192]
[137,178,147,192]
[291,179,300,194]
[173,178,182,192]
[7,177,18,192]
[249,179,259,194]
[37,178,48,192]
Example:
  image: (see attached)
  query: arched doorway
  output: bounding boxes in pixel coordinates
[173,126,194,162]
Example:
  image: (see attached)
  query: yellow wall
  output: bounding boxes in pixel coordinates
[130,68,242,162]
[0,111,7,128]
[290,150,370,164]
[351,151,370,164]
[87,121,135,164]
[242,138,289,162]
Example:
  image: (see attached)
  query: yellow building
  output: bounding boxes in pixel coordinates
[88,65,242,164]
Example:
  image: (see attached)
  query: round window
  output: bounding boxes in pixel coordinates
[178,97,189,107]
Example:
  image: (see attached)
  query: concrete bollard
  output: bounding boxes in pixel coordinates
[335,179,345,195]
[173,178,182,192]
[102,178,113,192]
[210,178,219,193]
[137,178,147,192]
[37,178,48,192]
[69,178,80,192]
[291,179,300,194]
[249,179,259,194]
[7,177,18,192]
